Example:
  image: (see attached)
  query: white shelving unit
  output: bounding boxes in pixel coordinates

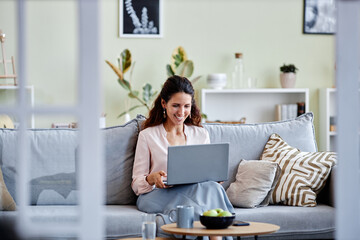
[0,85,35,128]
[319,88,336,151]
[201,88,309,124]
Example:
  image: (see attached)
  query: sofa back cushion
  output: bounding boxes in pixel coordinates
[0,117,141,206]
[0,128,79,205]
[203,112,317,189]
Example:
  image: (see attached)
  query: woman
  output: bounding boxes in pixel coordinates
[132,75,234,238]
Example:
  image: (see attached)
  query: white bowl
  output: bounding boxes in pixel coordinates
[207,73,227,89]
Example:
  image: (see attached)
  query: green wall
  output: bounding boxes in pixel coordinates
[0,0,335,143]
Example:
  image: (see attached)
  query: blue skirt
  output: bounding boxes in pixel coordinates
[137,181,234,238]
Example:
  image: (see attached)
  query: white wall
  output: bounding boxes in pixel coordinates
[0,0,335,143]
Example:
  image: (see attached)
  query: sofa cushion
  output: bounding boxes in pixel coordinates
[226,160,281,208]
[261,133,336,207]
[104,118,140,205]
[0,116,141,206]
[0,128,79,205]
[203,112,317,189]
[233,204,335,239]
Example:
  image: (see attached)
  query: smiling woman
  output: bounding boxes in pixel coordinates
[131,75,234,239]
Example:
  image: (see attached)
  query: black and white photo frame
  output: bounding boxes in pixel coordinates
[303,0,336,35]
[120,0,163,38]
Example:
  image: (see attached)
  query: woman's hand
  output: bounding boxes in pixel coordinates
[146,171,168,189]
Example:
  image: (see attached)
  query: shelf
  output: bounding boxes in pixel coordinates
[319,88,337,151]
[201,88,309,124]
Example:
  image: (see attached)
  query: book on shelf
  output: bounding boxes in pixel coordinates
[275,102,306,121]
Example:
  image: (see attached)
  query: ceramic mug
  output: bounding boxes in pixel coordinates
[169,205,194,228]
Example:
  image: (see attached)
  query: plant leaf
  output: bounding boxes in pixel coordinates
[128,90,139,98]
[142,83,153,103]
[191,75,202,85]
[106,60,123,80]
[171,46,187,71]
[117,78,131,91]
[166,64,174,77]
[121,49,132,74]
[151,90,158,99]
[175,60,194,78]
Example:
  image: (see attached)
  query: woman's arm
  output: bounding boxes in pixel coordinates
[131,132,168,195]
[131,133,155,195]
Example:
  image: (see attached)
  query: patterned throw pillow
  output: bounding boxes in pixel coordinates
[260,133,336,207]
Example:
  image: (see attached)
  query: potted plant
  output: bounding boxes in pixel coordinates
[106,49,158,122]
[279,64,298,88]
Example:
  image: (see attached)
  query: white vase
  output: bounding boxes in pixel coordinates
[124,113,131,123]
[280,72,296,88]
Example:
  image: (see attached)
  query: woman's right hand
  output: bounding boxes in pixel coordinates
[146,171,167,189]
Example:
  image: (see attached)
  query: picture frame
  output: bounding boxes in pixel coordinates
[303,0,336,35]
[119,0,163,38]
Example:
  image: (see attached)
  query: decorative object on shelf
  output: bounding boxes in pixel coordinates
[303,0,336,35]
[0,114,14,128]
[166,46,201,84]
[119,0,163,38]
[297,102,306,116]
[0,29,17,86]
[246,77,257,88]
[206,117,246,124]
[206,73,227,90]
[329,116,336,132]
[230,52,244,88]
[280,64,298,88]
[106,49,158,118]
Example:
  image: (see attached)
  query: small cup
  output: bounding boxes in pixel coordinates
[169,205,194,228]
[247,77,257,88]
[141,213,156,240]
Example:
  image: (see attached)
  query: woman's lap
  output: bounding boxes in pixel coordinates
[137,181,234,219]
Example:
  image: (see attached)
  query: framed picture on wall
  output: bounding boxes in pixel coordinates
[119,0,163,38]
[303,0,336,34]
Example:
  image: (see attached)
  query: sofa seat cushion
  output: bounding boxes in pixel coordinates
[233,204,335,239]
[0,205,144,239]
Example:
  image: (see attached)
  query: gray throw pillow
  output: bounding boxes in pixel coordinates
[226,160,281,208]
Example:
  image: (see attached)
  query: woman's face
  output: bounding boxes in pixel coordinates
[162,92,192,126]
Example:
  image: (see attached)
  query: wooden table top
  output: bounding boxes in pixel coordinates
[161,221,280,237]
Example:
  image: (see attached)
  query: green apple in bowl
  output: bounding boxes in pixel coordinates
[202,209,218,217]
[217,210,232,217]
[214,208,224,214]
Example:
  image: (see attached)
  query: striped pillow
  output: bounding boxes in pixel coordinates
[260,133,336,207]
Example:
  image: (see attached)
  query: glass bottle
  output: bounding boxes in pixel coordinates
[231,53,244,88]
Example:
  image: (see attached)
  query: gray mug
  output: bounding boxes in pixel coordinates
[169,205,194,228]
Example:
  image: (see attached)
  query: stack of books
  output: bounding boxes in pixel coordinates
[275,102,305,121]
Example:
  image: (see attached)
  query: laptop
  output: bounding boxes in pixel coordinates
[165,143,230,186]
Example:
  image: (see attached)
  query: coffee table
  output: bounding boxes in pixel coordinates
[161,221,280,240]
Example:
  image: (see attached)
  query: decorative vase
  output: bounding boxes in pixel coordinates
[280,72,296,88]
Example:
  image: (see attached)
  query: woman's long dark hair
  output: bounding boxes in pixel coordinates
[143,75,202,129]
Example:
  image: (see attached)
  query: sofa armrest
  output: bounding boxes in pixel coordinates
[317,165,336,207]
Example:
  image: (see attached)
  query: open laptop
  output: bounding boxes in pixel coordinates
[164,143,230,186]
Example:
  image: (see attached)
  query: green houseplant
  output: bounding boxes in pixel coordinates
[279,63,298,88]
[166,46,201,84]
[106,49,158,118]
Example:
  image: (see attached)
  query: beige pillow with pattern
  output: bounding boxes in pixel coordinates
[261,133,336,207]
[0,167,16,211]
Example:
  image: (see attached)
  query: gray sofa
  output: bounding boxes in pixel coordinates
[0,112,335,239]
